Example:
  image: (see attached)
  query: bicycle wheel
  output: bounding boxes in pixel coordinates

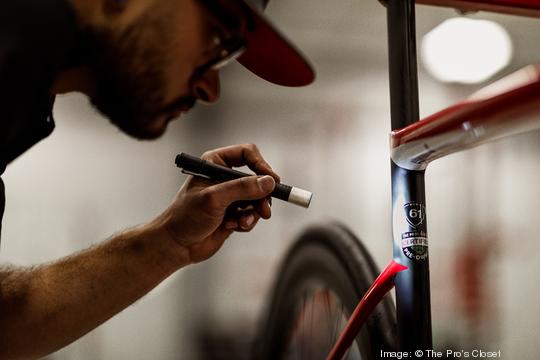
[255,222,396,360]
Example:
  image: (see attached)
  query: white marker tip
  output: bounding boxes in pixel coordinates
[288,187,313,208]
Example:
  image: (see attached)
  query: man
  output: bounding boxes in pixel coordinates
[0,0,314,358]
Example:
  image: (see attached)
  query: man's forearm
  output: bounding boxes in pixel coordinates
[0,144,278,360]
[0,224,188,360]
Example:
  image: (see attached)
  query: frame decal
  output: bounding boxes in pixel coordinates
[401,202,428,260]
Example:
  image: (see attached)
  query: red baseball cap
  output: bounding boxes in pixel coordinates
[233,0,316,87]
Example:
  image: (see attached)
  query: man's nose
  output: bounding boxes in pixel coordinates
[191,70,220,104]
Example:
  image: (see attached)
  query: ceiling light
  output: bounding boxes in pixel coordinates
[421,17,513,84]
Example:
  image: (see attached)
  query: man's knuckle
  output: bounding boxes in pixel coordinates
[239,177,253,190]
[254,158,266,168]
[201,150,214,160]
[236,178,256,195]
[200,189,221,208]
[245,143,259,152]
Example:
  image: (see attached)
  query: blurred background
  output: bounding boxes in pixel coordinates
[1,1,540,359]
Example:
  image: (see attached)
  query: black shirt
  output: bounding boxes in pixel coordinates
[0,0,81,241]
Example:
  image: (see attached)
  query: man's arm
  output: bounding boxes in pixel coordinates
[0,225,186,359]
[0,144,277,360]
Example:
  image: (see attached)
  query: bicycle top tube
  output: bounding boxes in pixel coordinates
[391,64,540,170]
[380,0,540,18]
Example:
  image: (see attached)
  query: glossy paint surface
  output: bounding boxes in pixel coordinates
[391,64,540,170]
[416,0,540,17]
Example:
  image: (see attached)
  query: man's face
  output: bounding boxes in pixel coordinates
[84,0,238,139]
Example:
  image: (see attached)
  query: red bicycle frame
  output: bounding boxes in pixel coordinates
[418,0,540,17]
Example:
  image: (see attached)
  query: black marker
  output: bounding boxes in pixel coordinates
[175,153,312,208]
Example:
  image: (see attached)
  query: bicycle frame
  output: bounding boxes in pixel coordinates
[326,0,540,358]
[416,0,540,17]
[388,1,540,354]
[387,0,432,352]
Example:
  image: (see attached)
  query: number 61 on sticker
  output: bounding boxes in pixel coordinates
[404,202,425,228]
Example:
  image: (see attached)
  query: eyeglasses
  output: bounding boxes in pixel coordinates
[193,0,248,78]
[193,33,246,78]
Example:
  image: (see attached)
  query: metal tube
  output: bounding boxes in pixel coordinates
[386,0,420,131]
[386,0,432,352]
[391,163,433,352]
[391,64,540,170]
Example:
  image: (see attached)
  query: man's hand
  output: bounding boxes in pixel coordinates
[0,144,279,359]
[150,144,279,263]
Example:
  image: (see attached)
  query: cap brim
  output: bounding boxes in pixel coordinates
[237,2,315,87]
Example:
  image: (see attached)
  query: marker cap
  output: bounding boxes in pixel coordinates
[288,187,313,208]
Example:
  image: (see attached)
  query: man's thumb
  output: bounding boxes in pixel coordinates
[257,175,275,193]
[206,175,276,208]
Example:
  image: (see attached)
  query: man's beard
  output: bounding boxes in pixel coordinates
[83,26,195,140]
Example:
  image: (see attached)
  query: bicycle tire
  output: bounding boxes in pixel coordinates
[254,222,396,360]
